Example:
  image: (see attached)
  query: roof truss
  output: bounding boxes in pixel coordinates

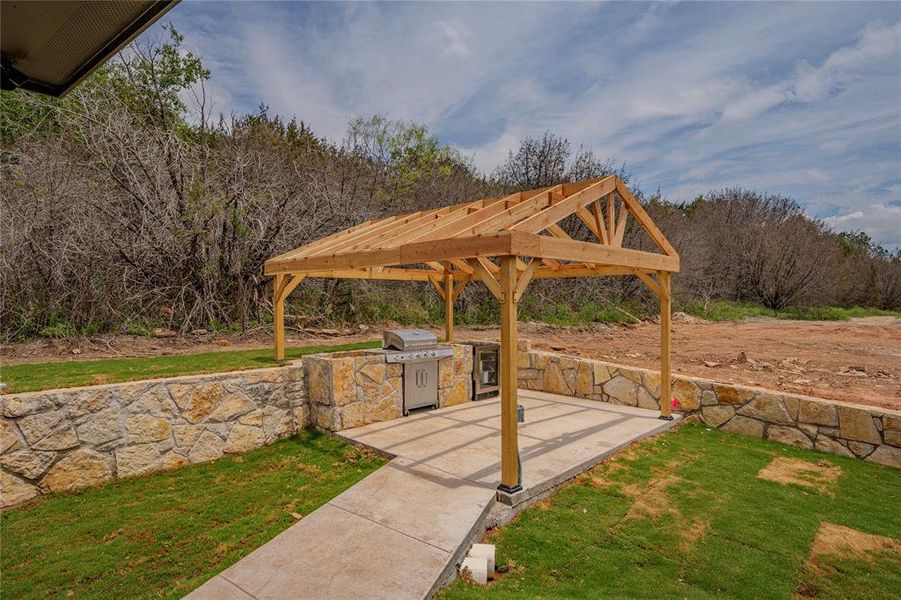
[264,176,679,281]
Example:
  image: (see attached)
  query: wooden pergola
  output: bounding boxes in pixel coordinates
[264,175,679,494]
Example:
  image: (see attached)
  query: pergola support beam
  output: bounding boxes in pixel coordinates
[659,271,673,420]
[498,255,522,493]
[444,272,454,342]
[273,274,305,360]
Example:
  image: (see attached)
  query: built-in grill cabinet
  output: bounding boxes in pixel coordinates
[382,329,453,415]
[472,342,500,400]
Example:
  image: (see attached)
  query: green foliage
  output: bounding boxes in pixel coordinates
[681,299,901,322]
[1,26,205,148]
[458,297,500,326]
[36,312,71,339]
[576,299,647,324]
[37,323,70,339]
[440,423,901,600]
[108,25,210,127]
[346,115,472,196]
[0,341,379,393]
[516,298,646,326]
[0,89,58,145]
[207,317,243,335]
[235,105,324,155]
[79,322,102,337]
[0,431,383,600]
[838,230,876,257]
[122,317,157,337]
[536,302,577,326]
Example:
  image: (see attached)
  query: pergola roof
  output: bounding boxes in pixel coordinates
[264,176,679,282]
[266,176,680,491]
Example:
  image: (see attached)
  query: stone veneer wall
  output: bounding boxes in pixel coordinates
[1,345,476,508]
[1,364,307,508]
[7,338,893,509]
[516,340,900,469]
[305,345,473,431]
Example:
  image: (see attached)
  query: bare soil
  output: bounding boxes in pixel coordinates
[757,457,843,494]
[3,316,899,410]
[807,523,900,566]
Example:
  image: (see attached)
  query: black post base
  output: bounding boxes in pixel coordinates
[497,483,523,494]
[658,414,675,421]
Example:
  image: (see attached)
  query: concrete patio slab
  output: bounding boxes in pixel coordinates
[329,457,496,553]
[187,574,253,599]
[342,390,679,499]
[186,390,680,599]
[190,503,450,600]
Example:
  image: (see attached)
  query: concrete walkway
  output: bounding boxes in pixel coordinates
[187,391,680,600]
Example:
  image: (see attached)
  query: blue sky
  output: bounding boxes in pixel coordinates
[149,1,901,248]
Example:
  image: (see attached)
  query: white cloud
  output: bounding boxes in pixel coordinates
[157,2,901,248]
[823,204,901,248]
[437,20,472,58]
[628,2,676,45]
[722,84,787,120]
[458,130,521,174]
[791,22,901,102]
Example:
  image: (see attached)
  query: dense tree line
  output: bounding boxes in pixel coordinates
[1,29,897,340]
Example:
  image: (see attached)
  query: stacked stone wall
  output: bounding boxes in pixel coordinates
[516,341,900,469]
[1,364,307,507]
[1,345,476,508]
[306,345,473,431]
[7,339,892,509]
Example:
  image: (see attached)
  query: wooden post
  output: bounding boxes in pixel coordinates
[444,273,454,342]
[498,255,521,493]
[274,274,285,361]
[659,271,673,419]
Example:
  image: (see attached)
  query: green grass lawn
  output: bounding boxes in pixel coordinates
[0,340,380,394]
[0,430,384,599]
[681,300,901,322]
[441,423,901,600]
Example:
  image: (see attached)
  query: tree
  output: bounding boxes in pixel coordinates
[343,115,480,211]
[493,131,630,191]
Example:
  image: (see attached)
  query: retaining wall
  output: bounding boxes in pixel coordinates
[3,340,897,509]
[516,341,901,469]
[1,345,475,508]
[1,364,307,507]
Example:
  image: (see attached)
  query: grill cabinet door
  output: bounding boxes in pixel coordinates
[403,361,438,412]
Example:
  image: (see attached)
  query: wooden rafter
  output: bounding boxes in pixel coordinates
[510,177,616,234]
[591,199,609,245]
[606,193,616,243]
[615,179,677,256]
[264,176,679,278]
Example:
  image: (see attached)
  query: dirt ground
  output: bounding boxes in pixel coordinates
[2,316,899,410]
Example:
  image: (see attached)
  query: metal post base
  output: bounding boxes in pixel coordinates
[497,483,523,494]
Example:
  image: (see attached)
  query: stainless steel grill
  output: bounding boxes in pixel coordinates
[383,329,439,352]
[381,329,453,414]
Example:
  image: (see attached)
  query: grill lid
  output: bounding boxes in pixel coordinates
[382,329,437,351]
